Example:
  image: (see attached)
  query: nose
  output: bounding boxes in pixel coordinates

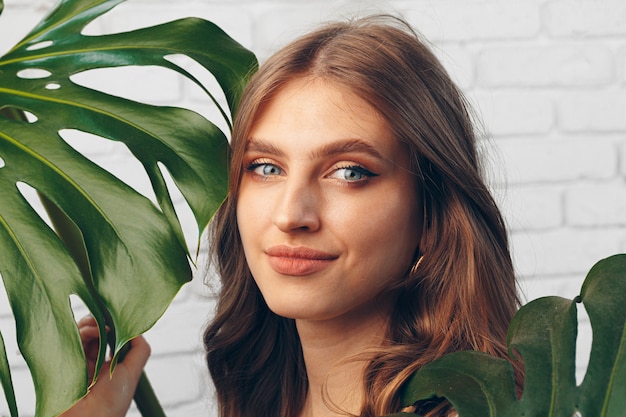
[272,178,321,233]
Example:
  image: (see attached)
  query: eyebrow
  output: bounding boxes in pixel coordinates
[245,137,386,160]
[244,138,285,157]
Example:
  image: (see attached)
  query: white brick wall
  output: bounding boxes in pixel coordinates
[1,0,624,415]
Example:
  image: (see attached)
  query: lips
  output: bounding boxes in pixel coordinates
[265,245,338,276]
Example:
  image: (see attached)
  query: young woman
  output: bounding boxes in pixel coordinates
[64,15,521,417]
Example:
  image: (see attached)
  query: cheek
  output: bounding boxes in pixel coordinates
[235,187,256,249]
[235,201,257,277]
[362,194,421,260]
[236,182,275,259]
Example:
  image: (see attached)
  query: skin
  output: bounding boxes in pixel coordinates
[62,77,422,417]
[59,316,150,417]
[236,77,422,416]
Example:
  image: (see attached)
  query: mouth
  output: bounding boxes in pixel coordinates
[265,246,339,276]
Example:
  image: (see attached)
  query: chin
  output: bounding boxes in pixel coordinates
[266,303,334,321]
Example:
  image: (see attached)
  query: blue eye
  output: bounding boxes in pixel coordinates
[331,166,378,181]
[249,163,282,176]
[338,167,364,180]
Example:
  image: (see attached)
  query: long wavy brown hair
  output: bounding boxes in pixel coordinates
[204,15,522,417]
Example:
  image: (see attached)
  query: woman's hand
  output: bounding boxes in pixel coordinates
[59,315,151,417]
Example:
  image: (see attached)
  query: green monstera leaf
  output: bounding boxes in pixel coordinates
[0,0,257,416]
[395,254,626,417]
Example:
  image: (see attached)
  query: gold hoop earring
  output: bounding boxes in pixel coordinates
[410,255,424,275]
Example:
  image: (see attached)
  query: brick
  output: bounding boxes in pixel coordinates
[622,142,626,177]
[399,1,540,42]
[511,228,625,277]
[255,1,535,56]
[167,399,217,417]
[2,366,36,417]
[477,45,613,88]
[500,184,564,231]
[434,44,474,90]
[60,129,118,157]
[0,9,49,53]
[144,350,208,407]
[559,91,626,132]
[565,180,626,226]
[127,394,217,417]
[71,66,183,105]
[144,290,216,354]
[101,3,254,51]
[496,137,617,184]
[518,274,584,303]
[254,5,341,59]
[471,91,554,136]
[545,1,626,38]
[168,390,217,417]
[620,46,626,86]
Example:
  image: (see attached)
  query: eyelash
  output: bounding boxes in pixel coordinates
[244,160,380,184]
[245,160,281,178]
[331,164,379,182]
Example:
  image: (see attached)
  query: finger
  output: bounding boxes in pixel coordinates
[78,325,100,340]
[77,314,97,327]
[118,336,151,383]
[76,319,105,382]
[78,325,101,359]
[77,316,110,334]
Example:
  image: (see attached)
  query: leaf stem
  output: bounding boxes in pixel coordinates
[35,179,167,417]
[134,371,168,417]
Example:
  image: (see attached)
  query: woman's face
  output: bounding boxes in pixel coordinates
[236,77,422,325]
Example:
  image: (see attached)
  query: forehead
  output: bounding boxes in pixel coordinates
[247,77,399,154]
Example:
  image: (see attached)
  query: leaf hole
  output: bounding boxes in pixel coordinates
[45,83,61,90]
[0,156,4,168]
[58,129,157,204]
[26,40,54,51]
[79,3,200,37]
[0,106,38,123]
[70,66,182,105]
[164,54,232,136]
[17,68,52,80]
[22,110,38,123]
[69,295,112,369]
[18,110,38,123]
[575,302,592,385]
[69,294,90,323]
[15,182,54,231]
[157,162,198,254]
[0,270,37,394]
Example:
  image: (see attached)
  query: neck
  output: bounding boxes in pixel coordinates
[296,297,395,417]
